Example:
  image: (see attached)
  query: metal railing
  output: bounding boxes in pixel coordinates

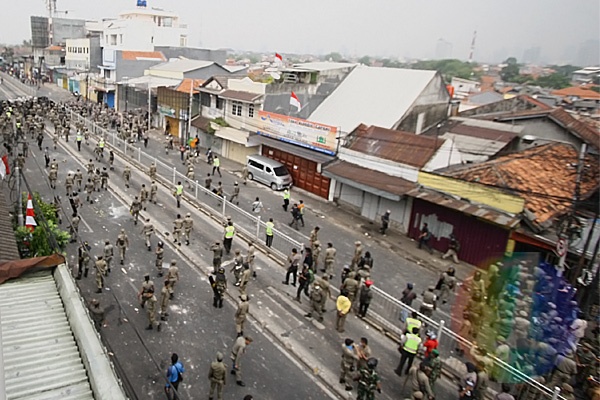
[65,107,565,400]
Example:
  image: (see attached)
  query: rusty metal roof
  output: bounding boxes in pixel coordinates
[347,124,443,169]
[406,187,521,228]
[323,160,416,201]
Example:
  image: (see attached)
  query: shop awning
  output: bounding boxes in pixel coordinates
[254,135,334,164]
[323,160,415,201]
[406,187,521,229]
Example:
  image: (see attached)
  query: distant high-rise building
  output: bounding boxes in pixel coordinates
[522,46,541,64]
[435,38,452,60]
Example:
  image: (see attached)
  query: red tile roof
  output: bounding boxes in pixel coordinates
[176,78,205,94]
[121,51,166,61]
[551,85,600,100]
[448,143,600,224]
[347,124,443,169]
[45,45,64,51]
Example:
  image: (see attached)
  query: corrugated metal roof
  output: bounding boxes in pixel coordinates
[0,270,94,400]
[0,191,20,261]
[149,58,214,72]
[309,65,439,133]
[289,61,357,72]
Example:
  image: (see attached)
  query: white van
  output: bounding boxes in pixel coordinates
[246,155,293,191]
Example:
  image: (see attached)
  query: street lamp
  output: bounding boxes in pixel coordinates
[521,135,588,279]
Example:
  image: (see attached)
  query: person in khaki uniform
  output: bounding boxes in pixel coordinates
[155,241,165,276]
[341,271,359,304]
[340,338,359,391]
[172,214,184,245]
[74,169,83,191]
[95,255,107,293]
[92,170,101,192]
[86,159,94,175]
[351,241,364,270]
[65,173,74,195]
[103,240,114,273]
[148,162,157,180]
[130,196,142,225]
[167,260,180,299]
[549,350,577,388]
[150,181,158,204]
[145,293,161,331]
[139,184,149,210]
[85,178,94,203]
[48,168,58,189]
[159,280,171,321]
[116,228,129,265]
[208,351,227,400]
[309,226,320,251]
[186,164,195,188]
[235,294,250,336]
[230,336,252,387]
[246,243,256,277]
[123,165,131,188]
[312,240,322,271]
[138,274,155,308]
[141,218,154,251]
[238,263,252,296]
[324,242,336,278]
[305,282,324,322]
[183,213,193,245]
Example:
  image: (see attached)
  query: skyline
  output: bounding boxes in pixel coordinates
[0,0,598,64]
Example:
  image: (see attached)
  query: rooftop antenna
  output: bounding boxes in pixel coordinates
[468,30,477,63]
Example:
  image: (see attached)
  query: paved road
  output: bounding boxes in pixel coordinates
[3,77,464,400]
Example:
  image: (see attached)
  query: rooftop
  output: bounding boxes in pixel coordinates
[219,89,263,103]
[0,191,20,261]
[121,50,166,61]
[346,124,443,169]
[309,65,441,133]
[551,85,600,100]
[447,143,600,224]
[287,61,357,72]
[149,58,214,73]
[119,8,179,18]
[175,78,205,94]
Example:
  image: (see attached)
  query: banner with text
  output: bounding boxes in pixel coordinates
[257,111,338,155]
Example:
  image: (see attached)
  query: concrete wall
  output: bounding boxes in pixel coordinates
[116,52,165,82]
[338,148,420,182]
[51,17,86,45]
[155,47,227,64]
[395,73,450,133]
[184,64,242,80]
[423,139,463,171]
[228,77,266,94]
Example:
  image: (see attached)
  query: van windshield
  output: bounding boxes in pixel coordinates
[273,166,289,176]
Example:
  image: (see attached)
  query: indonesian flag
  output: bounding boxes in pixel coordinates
[275,53,283,62]
[290,91,302,111]
[0,155,9,180]
[25,193,37,232]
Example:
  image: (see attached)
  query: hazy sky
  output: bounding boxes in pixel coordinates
[1,0,598,63]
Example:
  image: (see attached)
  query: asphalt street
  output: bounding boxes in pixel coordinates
[3,77,464,400]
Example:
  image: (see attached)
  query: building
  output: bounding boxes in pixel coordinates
[322,124,462,230]
[571,67,600,84]
[65,37,102,72]
[450,77,481,100]
[458,91,504,112]
[30,16,87,68]
[146,58,245,81]
[101,7,188,51]
[435,38,453,59]
[94,50,166,107]
[155,46,227,65]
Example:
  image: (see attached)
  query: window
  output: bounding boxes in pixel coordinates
[163,17,173,27]
[231,101,242,116]
[273,166,289,176]
[216,97,224,110]
[119,34,123,44]
[248,104,254,118]
[110,35,117,45]
[200,93,211,107]
[248,160,263,170]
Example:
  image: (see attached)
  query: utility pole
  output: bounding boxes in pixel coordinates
[186,79,193,143]
[147,84,152,131]
[16,166,23,227]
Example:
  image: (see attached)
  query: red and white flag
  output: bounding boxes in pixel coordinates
[0,155,9,180]
[25,193,37,232]
[290,91,302,111]
[275,53,283,62]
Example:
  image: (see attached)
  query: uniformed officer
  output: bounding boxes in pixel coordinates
[324,242,337,278]
[159,280,171,321]
[213,267,227,308]
[95,255,107,293]
[395,327,422,376]
[123,165,131,188]
[265,218,275,247]
[89,299,105,331]
[208,351,227,400]
[103,239,114,273]
[139,184,149,210]
[437,266,456,305]
[239,263,252,296]
[211,241,224,274]
[352,241,364,270]
[92,169,101,192]
[341,271,359,304]
[48,167,58,189]
[173,181,183,208]
[130,196,142,225]
[357,358,382,400]
[282,188,290,211]
[65,173,74,195]
[69,213,80,242]
[309,226,320,251]
[305,282,325,322]
[76,129,83,151]
[77,241,91,279]
[145,293,161,331]
[246,243,256,278]
[230,336,252,386]
[148,162,157,180]
[150,180,158,204]
[167,260,179,299]
[84,178,94,204]
[183,212,193,245]
[155,241,165,276]
[549,350,577,388]
[340,338,359,391]
[116,228,129,265]
[74,169,83,191]
[86,159,94,175]
[420,286,437,318]
[235,294,250,336]
[231,249,244,286]
[186,163,195,188]
[100,167,109,190]
[312,240,322,271]
[138,274,155,308]
[229,182,240,205]
[172,213,183,245]
[223,221,235,254]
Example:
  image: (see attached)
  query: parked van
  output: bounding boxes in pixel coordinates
[246,155,293,190]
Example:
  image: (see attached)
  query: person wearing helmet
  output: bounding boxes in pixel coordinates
[358,280,374,318]
[423,331,439,358]
[355,357,381,399]
[155,241,165,276]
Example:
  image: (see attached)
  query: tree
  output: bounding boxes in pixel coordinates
[358,55,371,66]
[13,193,70,258]
[534,73,571,89]
[549,64,581,78]
[411,59,479,82]
[505,57,518,65]
[323,52,342,62]
[501,63,521,82]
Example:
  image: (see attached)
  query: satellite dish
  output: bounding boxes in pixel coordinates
[270,72,281,80]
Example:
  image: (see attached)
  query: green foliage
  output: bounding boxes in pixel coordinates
[549,64,581,77]
[212,117,229,127]
[358,56,371,65]
[501,63,521,82]
[380,58,404,69]
[591,86,600,93]
[14,192,70,258]
[505,57,518,65]
[534,73,571,89]
[411,59,479,82]
[323,52,343,62]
